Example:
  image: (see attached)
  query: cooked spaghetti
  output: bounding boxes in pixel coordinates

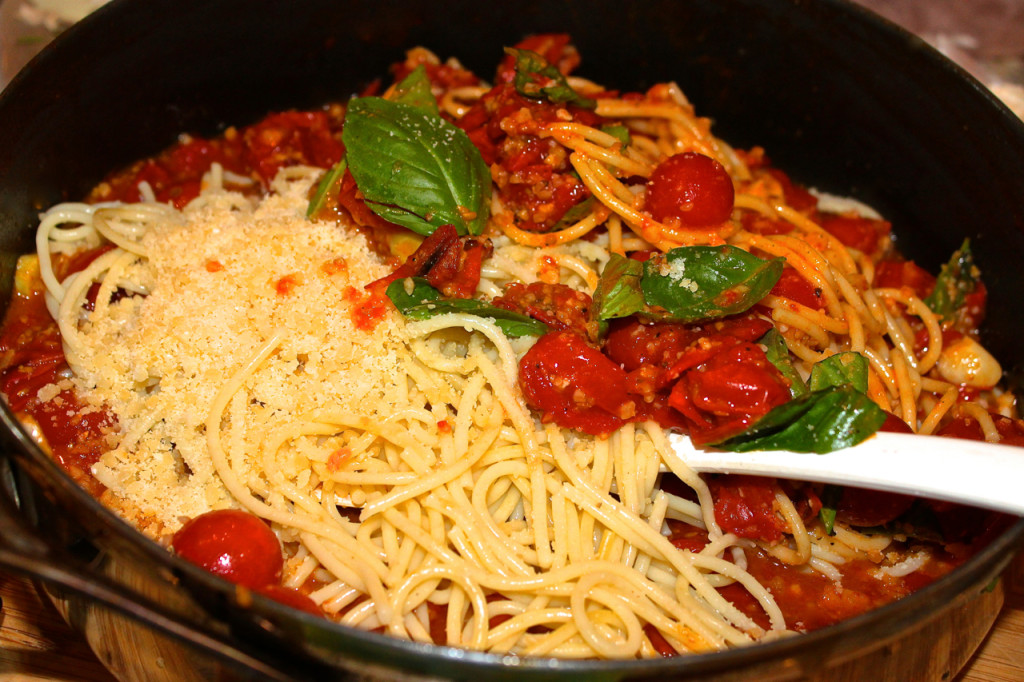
[1,35,1019,658]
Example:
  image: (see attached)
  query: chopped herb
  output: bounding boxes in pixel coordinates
[505,47,596,109]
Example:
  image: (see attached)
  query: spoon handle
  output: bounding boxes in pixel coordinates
[669,431,1024,516]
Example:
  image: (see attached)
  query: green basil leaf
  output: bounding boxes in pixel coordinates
[641,246,784,323]
[924,238,978,323]
[306,158,348,218]
[600,124,631,150]
[712,385,887,454]
[342,97,491,236]
[389,65,438,115]
[386,277,548,337]
[593,253,645,321]
[808,352,869,393]
[819,484,843,536]
[505,47,596,109]
[759,329,808,397]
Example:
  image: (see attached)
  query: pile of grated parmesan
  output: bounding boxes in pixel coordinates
[76,173,408,532]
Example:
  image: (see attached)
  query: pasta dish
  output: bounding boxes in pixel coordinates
[0,35,1017,658]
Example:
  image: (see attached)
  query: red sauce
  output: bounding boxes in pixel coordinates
[273,273,302,296]
[342,286,390,332]
[0,260,113,498]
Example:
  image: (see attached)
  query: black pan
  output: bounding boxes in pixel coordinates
[1,0,1023,679]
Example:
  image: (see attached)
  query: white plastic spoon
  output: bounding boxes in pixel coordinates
[668,430,1024,516]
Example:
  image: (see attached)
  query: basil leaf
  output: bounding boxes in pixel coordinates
[306,158,348,218]
[389,65,438,115]
[808,352,869,393]
[342,97,491,236]
[505,47,596,109]
[386,277,548,337]
[924,239,978,323]
[819,484,843,536]
[641,246,784,323]
[759,329,808,397]
[600,124,631,150]
[712,385,887,454]
[593,253,645,321]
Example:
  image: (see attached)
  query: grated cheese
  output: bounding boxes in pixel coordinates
[79,179,407,531]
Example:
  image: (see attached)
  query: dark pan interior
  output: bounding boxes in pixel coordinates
[1,0,1023,679]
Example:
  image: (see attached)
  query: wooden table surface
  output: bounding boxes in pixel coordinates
[2,560,1023,681]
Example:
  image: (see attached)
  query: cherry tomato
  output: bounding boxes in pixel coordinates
[256,585,323,617]
[645,152,735,227]
[519,331,637,435]
[879,412,913,433]
[492,282,593,336]
[873,259,936,300]
[172,509,283,590]
[707,475,788,543]
[604,318,697,372]
[818,214,889,257]
[667,342,790,444]
[765,168,817,212]
[769,266,824,310]
[836,486,914,527]
[682,343,790,418]
[937,412,1024,446]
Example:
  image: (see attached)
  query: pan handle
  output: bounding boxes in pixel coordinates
[0,455,295,681]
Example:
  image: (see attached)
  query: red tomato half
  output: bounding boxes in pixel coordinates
[172,509,284,590]
[645,152,735,227]
[519,331,637,435]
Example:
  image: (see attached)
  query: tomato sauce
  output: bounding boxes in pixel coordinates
[0,262,113,498]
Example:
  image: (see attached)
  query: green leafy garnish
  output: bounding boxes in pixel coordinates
[306,158,348,218]
[711,385,887,454]
[641,246,784,323]
[593,253,645,321]
[505,47,596,109]
[342,97,491,236]
[808,352,869,393]
[819,484,843,535]
[388,65,438,114]
[924,239,979,323]
[385,277,548,337]
[759,329,808,397]
[600,124,631,149]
